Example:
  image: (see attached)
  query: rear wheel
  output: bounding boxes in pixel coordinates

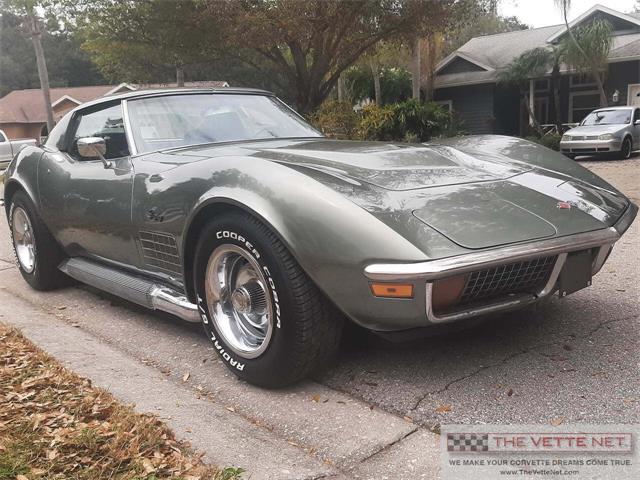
[621,137,632,159]
[565,153,576,160]
[9,191,69,290]
[193,211,343,388]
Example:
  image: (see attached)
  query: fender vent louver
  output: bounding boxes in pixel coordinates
[139,231,182,275]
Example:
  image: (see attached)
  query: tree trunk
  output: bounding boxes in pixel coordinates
[369,58,382,105]
[523,93,543,136]
[26,12,54,136]
[551,63,562,132]
[337,73,346,102]
[559,3,608,107]
[594,71,608,107]
[411,36,421,101]
[422,34,438,102]
[176,65,185,87]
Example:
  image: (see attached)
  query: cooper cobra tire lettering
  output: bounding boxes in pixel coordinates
[216,230,260,259]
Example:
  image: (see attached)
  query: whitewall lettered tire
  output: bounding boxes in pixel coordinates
[193,211,343,388]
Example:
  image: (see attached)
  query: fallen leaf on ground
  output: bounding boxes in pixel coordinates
[551,417,565,426]
[436,405,452,413]
[182,372,190,382]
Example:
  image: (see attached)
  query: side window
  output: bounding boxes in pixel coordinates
[634,109,640,124]
[0,131,6,142]
[71,103,130,160]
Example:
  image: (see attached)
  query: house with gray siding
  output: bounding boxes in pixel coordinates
[433,5,640,136]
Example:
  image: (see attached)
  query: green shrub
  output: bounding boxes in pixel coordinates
[357,104,396,140]
[309,100,359,139]
[358,100,453,142]
[525,133,561,151]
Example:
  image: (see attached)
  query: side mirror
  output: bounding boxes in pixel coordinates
[634,120,640,126]
[77,137,112,168]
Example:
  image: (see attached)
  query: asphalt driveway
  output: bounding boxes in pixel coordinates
[0,156,638,435]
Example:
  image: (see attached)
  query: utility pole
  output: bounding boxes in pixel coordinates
[24,7,54,134]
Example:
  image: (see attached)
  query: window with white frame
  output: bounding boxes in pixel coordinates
[570,73,598,87]
[534,79,550,92]
[569,90,600,123]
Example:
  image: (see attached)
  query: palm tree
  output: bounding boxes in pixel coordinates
[498,47,553,136]
[555,0,612,107]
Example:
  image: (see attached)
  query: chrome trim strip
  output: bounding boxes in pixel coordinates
[538,253,567,297]
[121,99,138,156]
[613,202,638,235]
[365,227,620,282]
[426,286,537,323]
[592,244,613,275]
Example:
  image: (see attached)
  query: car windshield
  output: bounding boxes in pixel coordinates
[126,93,322,154]
[581,109,631,126]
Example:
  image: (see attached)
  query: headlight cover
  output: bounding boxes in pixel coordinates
[598,133,616,140]
[563,135,572,141]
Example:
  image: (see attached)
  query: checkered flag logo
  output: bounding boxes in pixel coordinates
[447,433,489,452]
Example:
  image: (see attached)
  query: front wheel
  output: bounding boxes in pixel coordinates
[9,191,69,290]
[621,137,632,159]
[193,211,343,388]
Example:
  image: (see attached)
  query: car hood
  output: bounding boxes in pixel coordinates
[172,137,631,252]
[565,125,627,136]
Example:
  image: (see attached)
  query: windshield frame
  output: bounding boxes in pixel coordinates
[122,92,323,156]
[580,108,633,127]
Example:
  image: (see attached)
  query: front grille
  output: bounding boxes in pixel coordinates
[459,256,557,305]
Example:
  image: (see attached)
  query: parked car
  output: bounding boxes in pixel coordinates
[560,106,640,159]
[3,89,637,387]
[0,129,36,170]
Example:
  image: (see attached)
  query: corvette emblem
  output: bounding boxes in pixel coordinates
[557,201,572,209]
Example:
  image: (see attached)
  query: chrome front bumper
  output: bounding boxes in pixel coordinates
[364,203,638,324]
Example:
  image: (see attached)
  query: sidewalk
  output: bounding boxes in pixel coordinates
[0,279,441,480]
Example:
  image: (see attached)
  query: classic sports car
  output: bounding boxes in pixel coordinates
[3,88,637,387]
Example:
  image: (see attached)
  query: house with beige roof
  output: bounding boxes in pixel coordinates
[0,81,229,141]
[433,4,640,135]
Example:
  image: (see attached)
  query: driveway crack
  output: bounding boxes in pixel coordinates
[409,313,638,412]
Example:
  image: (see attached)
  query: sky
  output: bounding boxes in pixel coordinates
[498,0,637,28]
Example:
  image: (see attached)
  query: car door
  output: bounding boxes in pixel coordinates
[39,101,139,266]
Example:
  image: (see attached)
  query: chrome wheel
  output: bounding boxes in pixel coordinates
[205,244,273,358]
[11,206,36,273]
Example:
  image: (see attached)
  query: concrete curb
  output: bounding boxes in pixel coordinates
[0,283,441,479]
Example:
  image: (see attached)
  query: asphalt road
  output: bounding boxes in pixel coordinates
[1,156,638,433]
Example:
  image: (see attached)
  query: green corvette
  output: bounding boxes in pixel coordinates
[3,89,637,387]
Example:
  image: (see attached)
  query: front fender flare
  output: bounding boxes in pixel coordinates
[180,177,428,328]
